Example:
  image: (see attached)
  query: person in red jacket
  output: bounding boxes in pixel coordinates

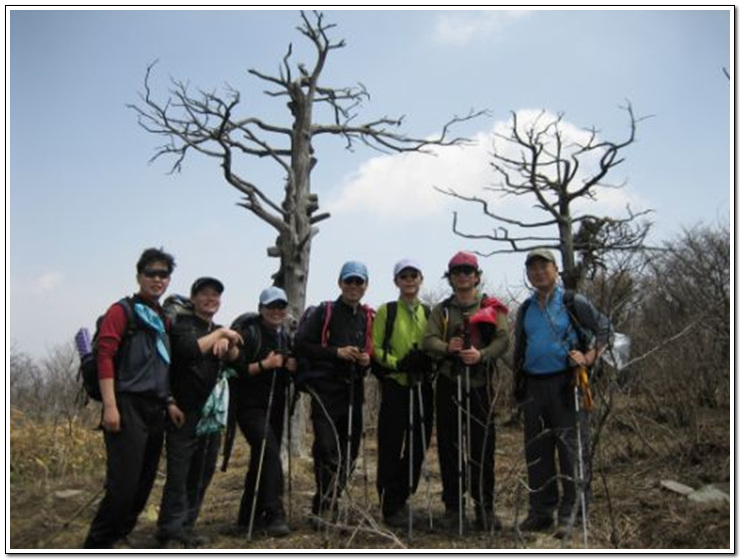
[84,247,184,549]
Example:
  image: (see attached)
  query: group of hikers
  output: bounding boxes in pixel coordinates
[82,246,611,549]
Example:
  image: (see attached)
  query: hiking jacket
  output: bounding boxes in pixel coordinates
[423,293,510,388]
[293,297,372,385]
[168,314,226,413]
[232,319,291,410]
[96,294,171,402]
[513,286,611,377]
[372,298,429,387]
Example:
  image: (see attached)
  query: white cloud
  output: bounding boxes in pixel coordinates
[435,10,530,46]
[34,271,64,294]
[328,133,493,219]
[328,110,649,223]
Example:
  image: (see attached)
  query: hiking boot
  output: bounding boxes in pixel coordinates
[518,514,554,533]
[554,512,585,539]
[183,529,210,548]
[159,538,187,549]
[383,505,410,529]
[436,508,468,533]
[264,511,290,538]
[112,537,134,549]
[474,508,503,532]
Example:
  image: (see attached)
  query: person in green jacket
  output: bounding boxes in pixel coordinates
[423,251,510,534]
[372,259,434,529]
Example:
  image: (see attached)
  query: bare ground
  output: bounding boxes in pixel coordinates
[9,401,731,551]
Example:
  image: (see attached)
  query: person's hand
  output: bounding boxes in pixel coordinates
[168,403,185,428]
[262,351,285,370]
[102,403,121,432]
[337,346,362,362]
[356,352,371,368]
[220,327,244,347]
[569,349,592,368]
[459,347,482,366]
[213,338,231,358]
[448,337,464,354]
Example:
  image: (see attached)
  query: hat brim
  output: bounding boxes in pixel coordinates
[191,279,224,295]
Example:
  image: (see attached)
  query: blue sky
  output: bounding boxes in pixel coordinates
[8,8,732,359]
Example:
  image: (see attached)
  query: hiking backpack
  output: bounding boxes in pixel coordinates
[293,301,374,388]
[162,294,195,327]
[76,297,137,403]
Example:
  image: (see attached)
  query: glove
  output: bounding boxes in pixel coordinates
[399,349,433,384]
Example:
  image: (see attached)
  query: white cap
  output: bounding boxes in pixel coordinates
[393,258,423,278]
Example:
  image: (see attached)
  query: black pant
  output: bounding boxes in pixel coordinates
[84,393,166,548]
[435,373,495,513]
[522,370,590,520]
[236,394,286,526]
[156,410,220,540]
[376,379,433,518]
[308,379,363,515]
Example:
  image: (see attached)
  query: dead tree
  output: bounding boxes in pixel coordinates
[129,10,483,453]
[437,103,652,289]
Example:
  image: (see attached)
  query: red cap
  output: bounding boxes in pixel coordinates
[448,251,479,271]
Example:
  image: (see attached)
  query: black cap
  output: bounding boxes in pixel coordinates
[190,277,224,296]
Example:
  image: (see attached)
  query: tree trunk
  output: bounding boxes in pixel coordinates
[559,204,579,290]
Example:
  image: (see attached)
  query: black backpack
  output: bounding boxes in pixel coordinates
[76,297,137,403]
[163,294,195,327]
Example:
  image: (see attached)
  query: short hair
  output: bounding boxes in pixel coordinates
[136,247,176,274]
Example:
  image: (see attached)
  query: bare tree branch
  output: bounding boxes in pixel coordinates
[439,102,653,288]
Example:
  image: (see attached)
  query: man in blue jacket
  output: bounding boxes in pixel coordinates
[513,248,610,534]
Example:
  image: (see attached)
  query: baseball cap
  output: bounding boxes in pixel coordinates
[190,277,224,296]
[525,248,557,265]
[448,251,480,271]
[393,258,423,278]
[259,286,288,306]
[339,261,369,282]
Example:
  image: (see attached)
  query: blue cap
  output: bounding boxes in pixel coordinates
[339,261,369,282]
[393,258,423,278]
[259,286,288,306]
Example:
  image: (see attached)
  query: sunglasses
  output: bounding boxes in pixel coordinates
[398,272,420,280]
[450,266,477,276]
[342,277,366,286]
[265,302,288,311]
[142,268,171,280]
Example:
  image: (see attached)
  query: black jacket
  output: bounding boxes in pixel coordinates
[168,314,224,413]
[232,318,291,410]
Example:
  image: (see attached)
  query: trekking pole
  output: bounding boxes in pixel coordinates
[286,379,293,523]
[248,361,278,541]
[346,362,355,508]
[408,379,414,540]
[462,314,473,522]
[574,366,589,547]
[416,383,433,531]
[456,373,464,536]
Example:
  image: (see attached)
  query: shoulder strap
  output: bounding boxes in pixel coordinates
[117,297,138,337]
[247,320,262,363]
[382,302,398,356]
[362,304,375,355]
[441,295,454,340]
[320,301,333,347]
[562,289,588,349]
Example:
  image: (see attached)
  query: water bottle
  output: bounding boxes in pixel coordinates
[75,327,92,358]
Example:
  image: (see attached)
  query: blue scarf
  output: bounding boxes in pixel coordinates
[133,303,170,365]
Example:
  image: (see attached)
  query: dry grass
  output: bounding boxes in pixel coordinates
[8,391,731,551]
